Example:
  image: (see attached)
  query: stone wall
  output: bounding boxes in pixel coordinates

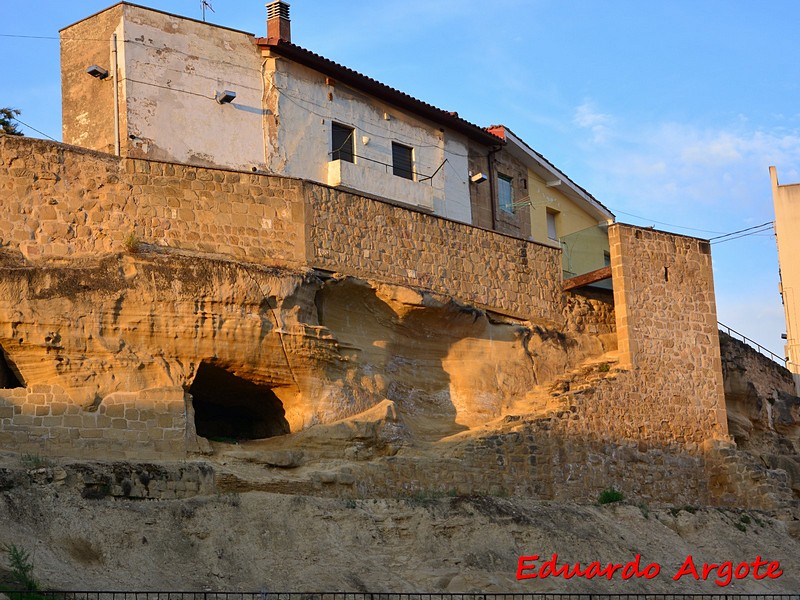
[0,384,188,459]
[0,135,561,323]
[1,136,761,506]
[306,183,563,323]
[599,224,728,444]
[0,136,305,265]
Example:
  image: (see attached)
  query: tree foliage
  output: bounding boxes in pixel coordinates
[0,108,24,136]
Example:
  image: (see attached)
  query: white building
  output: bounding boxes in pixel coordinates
[61,1,501,224]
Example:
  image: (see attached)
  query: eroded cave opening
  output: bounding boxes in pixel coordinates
[189,362,290,441]
[0,347,24,389]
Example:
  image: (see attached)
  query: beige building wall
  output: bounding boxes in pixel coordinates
[770,166,800,394]
[61,5,124,154]
[528,170,610,276]
[264,55,472,220]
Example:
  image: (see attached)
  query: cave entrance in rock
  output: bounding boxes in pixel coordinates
[189,362,290,441]
[0,347,23,389]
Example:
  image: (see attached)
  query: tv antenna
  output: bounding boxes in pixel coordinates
[201,0,214,22]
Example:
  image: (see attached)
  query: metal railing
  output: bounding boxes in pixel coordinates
[328,151,450,186]
[718,321,786,367]
[2,593,798,600]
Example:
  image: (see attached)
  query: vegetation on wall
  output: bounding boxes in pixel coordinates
[0,108,24,136]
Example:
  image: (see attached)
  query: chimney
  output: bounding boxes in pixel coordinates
[266,1,291,43]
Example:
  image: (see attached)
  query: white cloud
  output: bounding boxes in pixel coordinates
[573,100,613,144]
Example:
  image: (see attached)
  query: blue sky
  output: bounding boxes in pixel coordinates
[2,1,799,358]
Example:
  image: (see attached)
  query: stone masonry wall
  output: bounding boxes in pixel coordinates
[1,135,562,324]
[0,136,305,265]
[595,224,728,444]
[306,183,564,323]
[0,385,188,459]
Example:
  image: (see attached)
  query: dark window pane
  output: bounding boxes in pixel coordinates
[392,142,413,180]
[332,122,354,163]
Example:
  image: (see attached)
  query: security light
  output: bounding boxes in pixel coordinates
[470,172,487,184]
[215,90,236,104]
[86,65,109,79]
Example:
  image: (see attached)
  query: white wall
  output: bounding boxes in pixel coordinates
[271,59,472,220]
[112,5,474,222]
[120,5,265,170]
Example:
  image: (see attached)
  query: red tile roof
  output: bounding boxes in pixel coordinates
[258,38,504,147]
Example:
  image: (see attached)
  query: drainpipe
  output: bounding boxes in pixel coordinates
[487,146,501,231]
[112,33,120,156]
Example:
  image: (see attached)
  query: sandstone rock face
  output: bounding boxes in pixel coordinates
[721,332,800,496]
[0,250,614,460]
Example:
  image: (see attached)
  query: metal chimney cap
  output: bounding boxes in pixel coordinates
[266,1,290,20]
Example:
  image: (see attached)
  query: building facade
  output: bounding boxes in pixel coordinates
[60,1,610,247]
[770,166,800,394]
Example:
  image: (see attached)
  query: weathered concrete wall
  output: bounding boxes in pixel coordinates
[61,4,265,171]
[306,182,563,324]
[60,5,123,154]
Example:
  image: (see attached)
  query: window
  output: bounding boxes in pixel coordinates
[498,174,513,213]
[331,122,354,163]
[546,209,558,241]
[392,142,414,180]
[603,251,611,267]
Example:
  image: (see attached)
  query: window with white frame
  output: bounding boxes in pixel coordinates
[498,174,513,213]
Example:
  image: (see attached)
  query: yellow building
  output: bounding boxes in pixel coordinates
[770,166,800,394]
[488,126,615,280]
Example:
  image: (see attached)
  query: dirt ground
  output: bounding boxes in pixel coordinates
[0,471,798,594]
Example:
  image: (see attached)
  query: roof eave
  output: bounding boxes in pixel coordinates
[258,39,503,147]
[501,128,614,220]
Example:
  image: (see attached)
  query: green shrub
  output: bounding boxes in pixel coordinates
[3,544,39,594]
[598,487,624,504]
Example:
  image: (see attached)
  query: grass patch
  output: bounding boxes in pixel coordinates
[124,230,140,253]
[597,487,624,505]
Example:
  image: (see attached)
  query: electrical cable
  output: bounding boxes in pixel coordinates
[708,221,774,241]
[711,224,774,245]
[10,116,57,141]
[611,209,726,235]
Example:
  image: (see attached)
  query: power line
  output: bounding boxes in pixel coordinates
[10,116,57,141]
[709,220,774,241]
[611,209,726,235]
[711,223,774,245]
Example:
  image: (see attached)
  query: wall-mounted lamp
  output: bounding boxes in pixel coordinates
[470,172,487,184]
[215,90,236,104]
[86,65,109,79]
